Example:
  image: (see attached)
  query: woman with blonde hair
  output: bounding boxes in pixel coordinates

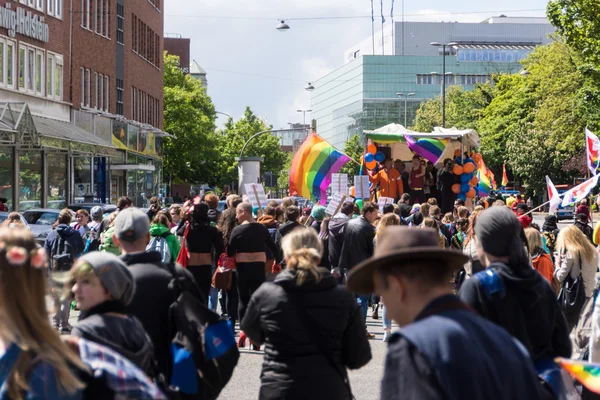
[376,213,400,242]
[1,212,24,228]
[241,228,371,400]
[422,217,446,248]
[524,227,555,285]
[554,224,598,328]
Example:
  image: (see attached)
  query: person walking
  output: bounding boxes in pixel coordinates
[369,158,403,201]
[72,209,90,237]
[146,196,161,221]
[275,205,304,260]
[205,193,221,226]
[217,204,240,327]
[524,227,555,285]
[328,201,355,275]
[113,207,202,380]
[515,203,532,229]
[339,202,379,338]
[44,208,84,333]
[257,206,281,282]
[346,225,550,400]
[542,214,561,255]
[459,207,572,377]
[375,213,400,342]
[241,228,372,400]
[574,213,595,244]
[228,202,281,349]
[149,212,180,264]
[577,199,592,222]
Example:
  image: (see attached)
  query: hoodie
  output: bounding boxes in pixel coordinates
[44,224,85,261]
[207,208,221,226]
[328,213,349,269]
[517,212,532,229]
[258,215,279,261]
[459,261,571,362]
[72,300,156,378]
[149,223,180,263]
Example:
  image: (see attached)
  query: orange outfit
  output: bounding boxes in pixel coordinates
[369,168,404,199]
[531,253,554,284]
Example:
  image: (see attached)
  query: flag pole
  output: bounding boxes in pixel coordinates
[523,192,567,217]
[312,132,361,166]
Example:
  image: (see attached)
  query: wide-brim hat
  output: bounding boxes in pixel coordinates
[347,226,468,294]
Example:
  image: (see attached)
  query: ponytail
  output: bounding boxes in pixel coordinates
[286,248,322,285]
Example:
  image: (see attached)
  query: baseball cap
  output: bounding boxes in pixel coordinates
[90,206,103,219]
[77,252,135,305]
[114,207,150,242]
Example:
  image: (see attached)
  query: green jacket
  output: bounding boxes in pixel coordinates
[149,223,180,263]
[99,226,121,256]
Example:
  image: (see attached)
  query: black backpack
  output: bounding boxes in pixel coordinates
[51,232,76,272]
[165,263,239,400]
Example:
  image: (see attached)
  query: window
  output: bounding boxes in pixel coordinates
[132,15,137,52]
[35,51,43,94]
[116,78,124,115]
[98,73,103,110]
[6,41,14,87]
[85,69,91,106]
[0,42,4,85]
[47,0,53,15]
[47,53,63,100]
[94,71,98,108]
[55,0,62,18]
[27,48,34,91]
[131,14,160,67]
[147,0,160,10]
[104,0,109,36]
[80,67,84,106]
[116,4,124,44]
[37,0,43,11]
[105,75,109,112]
[28,0,35,7]
[18,46,25,89]
[81,0,90,29]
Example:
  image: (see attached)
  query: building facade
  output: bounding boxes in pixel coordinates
[164,36,208,88]
[312,17,555,148]
[0,0,167,211]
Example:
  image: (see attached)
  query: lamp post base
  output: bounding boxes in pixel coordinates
[235,157,264,196]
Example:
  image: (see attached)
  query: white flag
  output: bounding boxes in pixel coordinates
[561,175,600,208]
[546,176,561,214]
[586,128,600,176]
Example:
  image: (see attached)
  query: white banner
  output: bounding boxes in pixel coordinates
[331,173,349,195]
[377,197,395,212]
[244,183,267,209]
[326,193,347,216]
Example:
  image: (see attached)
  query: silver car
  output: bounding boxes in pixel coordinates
[22,208,76,245]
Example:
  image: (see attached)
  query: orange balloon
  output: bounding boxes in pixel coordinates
[463,162,475,174]
[350,186,355,196]
[453,165,464,175]
[454,149,461,157]
[451,183,461,194]
[471,153,482,164]
[367,144,377,154]
[466,188,476,198]
[470,176,479,186]
[366,160,377,169]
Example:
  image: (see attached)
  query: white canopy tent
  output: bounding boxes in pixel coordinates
[364,123,481,166]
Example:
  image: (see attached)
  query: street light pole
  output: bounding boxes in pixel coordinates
[296,109,312,126]
[396,92,415,127]
[430,41,457,128]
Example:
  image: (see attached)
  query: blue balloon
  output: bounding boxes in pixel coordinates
[374,151,385,162]
[461,183,470,193]
[454,157,463,165]
[464,158,474,164]
[364,153,375,163]
[460,174,471,183]
[457,193,467,201]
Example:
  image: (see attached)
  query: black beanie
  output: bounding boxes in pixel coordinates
[475,206,523,257]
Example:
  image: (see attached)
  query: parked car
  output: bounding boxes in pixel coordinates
[68,203,117,216]
[22,208,76,244]
[0,212,30,229]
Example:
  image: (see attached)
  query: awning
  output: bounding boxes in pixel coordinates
[33,115,115,148]
[110,164,155,171]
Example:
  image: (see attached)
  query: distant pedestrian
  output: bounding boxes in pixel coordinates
[310,205,326,233]
[576,199,591,222]
[408,155,426,204]
[149,212,180,263]
[71,209,90,237]
[328,201,355,274]
[173,192,183,203]
[146,196,161,221]
[574,213,594,244]
[515,203,532,229]
[397,193,412,219]
[205,193,221,226]
[348,225,549,400]
[1,212,24,229]
[524,227,555,285]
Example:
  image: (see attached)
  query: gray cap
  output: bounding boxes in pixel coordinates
[114,207,150,242]
[78,252,135,305]
[90,206,103,219]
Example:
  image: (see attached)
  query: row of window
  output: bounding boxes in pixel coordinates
[131,86,159,127]
[81,0,110,38]
[131,14,161,68]
[457,48,532,63]
[0,36,62,100]
[18,0,62,19]
[147,0,161,11]
[416,74,491,86]
[80,67,109,112]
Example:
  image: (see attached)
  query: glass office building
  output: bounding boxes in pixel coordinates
[311,17,555,148]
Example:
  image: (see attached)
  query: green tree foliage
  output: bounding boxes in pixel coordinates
[163,54,220,185]
[277,152,293,193]
[217,107,287,188]
[339,134,364,183]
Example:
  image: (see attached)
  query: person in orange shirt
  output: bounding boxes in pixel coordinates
[368,158,404,200]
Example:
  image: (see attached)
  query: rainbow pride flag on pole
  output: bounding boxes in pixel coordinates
[476,158,493,197]
[502,163,509,188]
[289,132,351,204]
[404,136,449,164]
[556,358,600,394]
[586,128,600,176]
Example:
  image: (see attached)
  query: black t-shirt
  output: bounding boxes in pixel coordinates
[228,222,281,263]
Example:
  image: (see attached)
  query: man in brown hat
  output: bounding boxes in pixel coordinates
[347,226,548,399]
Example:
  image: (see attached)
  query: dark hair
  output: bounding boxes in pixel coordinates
[285,206,300,222]
[231,197,243,209]
[400,193,411,203]
[429,205,441,217]
[191,202,209,227]
[341,202,355,216]
[362,202,378,215]
[383,204,394,214]
[263,206,277,218]
[204,194,219,209]
[149,196,159,205]
[158,209,172,224]
[267,200,279,208]
[454,199,465,206]
[217,208,238,245]
[152,213,170,227]
[529,222,541,232]
[456,218,469,230]
[53,208,72,228]
[117,196,132,210]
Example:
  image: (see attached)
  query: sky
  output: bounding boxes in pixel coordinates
[164,0,550,130]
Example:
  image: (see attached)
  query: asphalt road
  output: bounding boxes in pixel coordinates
[219,315,389,400]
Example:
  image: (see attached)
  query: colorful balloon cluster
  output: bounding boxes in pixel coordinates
[450,150,482,201]
[361,144,386,170]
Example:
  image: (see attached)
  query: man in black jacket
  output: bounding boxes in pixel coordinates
[574,213,594,244]
[113,207,202,379]
[397,193,412,219]
[328,201,355,274]
[339,202,378,337]
[275,206,304,254]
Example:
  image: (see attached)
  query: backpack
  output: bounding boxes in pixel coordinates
[541,230,559,254]
[165,263,239,399]
[85,222,103,253]
[146,232,172,263]
[573,287,600,360]
[51,232,76,272]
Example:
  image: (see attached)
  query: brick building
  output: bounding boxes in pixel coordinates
[0,0,168,211]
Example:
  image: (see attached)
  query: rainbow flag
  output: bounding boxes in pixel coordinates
[586,128,600,176]
[477,169,492,197]
[289,132,350,205]
[556,358,600,394]
[404,136,449,164]
[502,163,509,188]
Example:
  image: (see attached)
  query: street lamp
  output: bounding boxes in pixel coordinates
[430,42,458,128]
[305,82,315,91]
[215,111,232,120]
[430,72,453,125]
[276,20,290,31]
[296,109,312,125]
[396,92,415,127]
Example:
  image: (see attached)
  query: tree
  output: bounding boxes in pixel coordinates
[277,152,293,194]
[217,107,287,189]
[339,134,364,183]
[163,54,220,185]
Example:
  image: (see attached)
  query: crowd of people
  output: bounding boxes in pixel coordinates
[3,183,600,399]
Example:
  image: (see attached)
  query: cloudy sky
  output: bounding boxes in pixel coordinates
[164,0,550,129]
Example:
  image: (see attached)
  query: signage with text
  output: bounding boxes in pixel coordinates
[0,3,50,42]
